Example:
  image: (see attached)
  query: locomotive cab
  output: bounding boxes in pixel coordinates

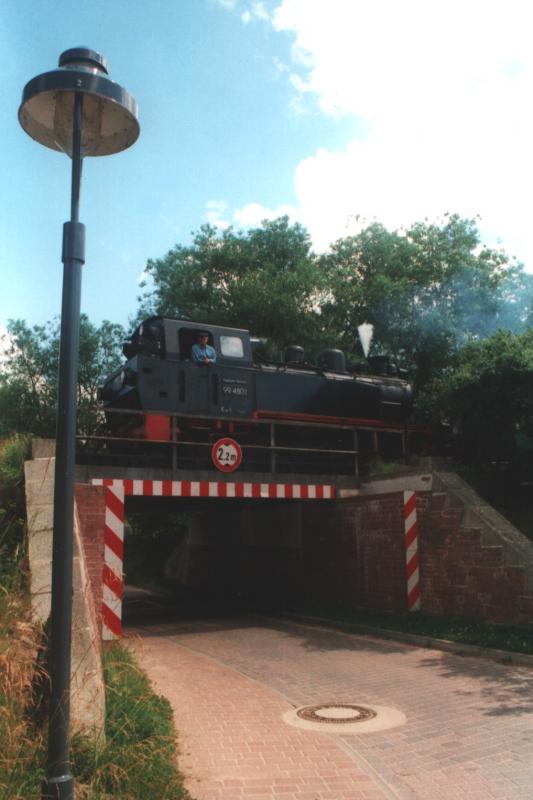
[123,317,253,366]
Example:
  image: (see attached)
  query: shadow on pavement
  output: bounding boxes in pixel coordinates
[416,651,533,717]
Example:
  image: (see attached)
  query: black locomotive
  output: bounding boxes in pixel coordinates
[98,316,414,476]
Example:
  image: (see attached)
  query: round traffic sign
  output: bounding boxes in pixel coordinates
[212,437,243,472]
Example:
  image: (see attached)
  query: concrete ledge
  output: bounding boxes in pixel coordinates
[361,473,434,495]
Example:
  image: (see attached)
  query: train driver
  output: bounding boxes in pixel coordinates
[192,331,217,366]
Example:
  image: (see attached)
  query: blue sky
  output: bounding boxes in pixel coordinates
[1,0,532,336]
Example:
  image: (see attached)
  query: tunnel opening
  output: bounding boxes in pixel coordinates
[122,496,308,623]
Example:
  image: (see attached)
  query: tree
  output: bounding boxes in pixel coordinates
[138,217,325,356]
[320,215,533,387]
[0,316,125,438]
[422,329,533,465]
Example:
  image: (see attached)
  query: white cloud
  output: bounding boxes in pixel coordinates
[251,1,270,21]
[204,199,299,231]
[213,0,238,9]
[212,0,533,265]
[241,1,271,24]
[205,199,232,229]
[233,201,298,227]
[258,0,533,266]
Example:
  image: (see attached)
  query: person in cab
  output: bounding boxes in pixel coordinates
[191,331,216,366]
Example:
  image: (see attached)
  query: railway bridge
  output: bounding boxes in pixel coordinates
[24,438,533,735]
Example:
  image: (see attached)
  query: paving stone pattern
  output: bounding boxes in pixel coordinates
[127,616,533,799]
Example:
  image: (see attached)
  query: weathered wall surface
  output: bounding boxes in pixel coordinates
[24,459,105,739]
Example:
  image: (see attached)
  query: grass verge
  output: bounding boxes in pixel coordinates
[72,644,192,799]
[0,435,192,799]
[286,605,533,656]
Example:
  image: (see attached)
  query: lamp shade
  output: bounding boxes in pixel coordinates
[18,48,139,157]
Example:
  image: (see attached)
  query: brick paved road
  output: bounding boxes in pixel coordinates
[126,614,533,799]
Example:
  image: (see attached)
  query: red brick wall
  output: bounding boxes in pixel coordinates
[418,502,533,625]
[303,491,533,626]
[302,493,408,613]
[75,484,106,637]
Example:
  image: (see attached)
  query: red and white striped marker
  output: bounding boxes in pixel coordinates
[102,483,125,640]
[92,478,335,639]
[404,490,421,611]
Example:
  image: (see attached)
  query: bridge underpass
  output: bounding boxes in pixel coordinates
[122,496,307,619]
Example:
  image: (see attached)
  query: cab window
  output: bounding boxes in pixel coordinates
[220,335,244,358]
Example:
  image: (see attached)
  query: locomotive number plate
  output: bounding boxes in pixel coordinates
[221,377,248,397]
[212,437,243,472]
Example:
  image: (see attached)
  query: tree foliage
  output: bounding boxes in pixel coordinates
[422,329,533,464]
[320,214,533,385]
[139,217,325,355]
[0,316,125,438]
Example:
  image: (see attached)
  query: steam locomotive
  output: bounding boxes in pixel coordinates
[98,316,414,475]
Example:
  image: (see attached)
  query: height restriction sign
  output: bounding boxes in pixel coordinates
[211,437,243,472]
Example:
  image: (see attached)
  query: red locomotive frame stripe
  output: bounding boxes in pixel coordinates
[255,408,428,432]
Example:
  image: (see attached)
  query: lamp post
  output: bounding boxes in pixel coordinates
[19,48,139,800]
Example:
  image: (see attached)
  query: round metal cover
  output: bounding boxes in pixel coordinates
[296,704,377,724]
[283,703,406,734]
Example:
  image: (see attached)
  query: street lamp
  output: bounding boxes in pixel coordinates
[19,48,139,800]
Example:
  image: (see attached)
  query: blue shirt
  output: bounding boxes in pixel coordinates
[192,343,216,363]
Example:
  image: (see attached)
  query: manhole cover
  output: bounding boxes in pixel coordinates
[297,704,377,724]
[283,703,406,734]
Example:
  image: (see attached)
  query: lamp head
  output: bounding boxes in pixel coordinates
[18,47,139,157]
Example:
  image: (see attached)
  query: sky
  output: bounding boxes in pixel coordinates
[1,0,533,336]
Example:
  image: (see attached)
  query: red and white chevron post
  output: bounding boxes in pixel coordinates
[93,478,335,639]
[404,490,421,611]
[101,482,125,640]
